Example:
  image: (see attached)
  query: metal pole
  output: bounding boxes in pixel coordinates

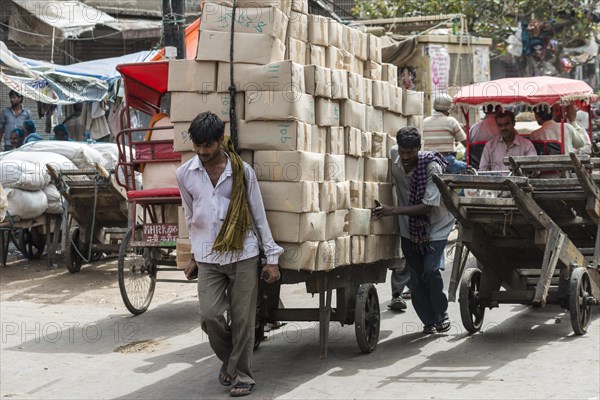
[162,0,185,59]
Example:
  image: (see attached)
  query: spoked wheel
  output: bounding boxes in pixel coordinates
[459,268,486,334]
[118,226,157,315]
[65,227,83,273]
[18,228,45,260]
[569,268,593,335]
[354,283,380,354]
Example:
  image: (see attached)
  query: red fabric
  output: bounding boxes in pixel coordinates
[136,142,181,162]
[127,187,180,200]
[453,77,598,107]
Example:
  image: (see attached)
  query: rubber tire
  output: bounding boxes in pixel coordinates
[118,226,157,315]
[65,227,83,274]
[19,228,45,260]
[459,268,485,334]
[569,267,592,335]
[354,283,381,354]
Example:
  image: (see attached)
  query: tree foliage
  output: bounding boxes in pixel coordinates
[352,0,599,52]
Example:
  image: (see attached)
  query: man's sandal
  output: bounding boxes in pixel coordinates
[218,364,232,387]
[230,383,255,397]
[435,318,451,333]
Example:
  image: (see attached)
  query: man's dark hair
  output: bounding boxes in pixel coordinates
[534,108,553,122]
[53,124,68,135]
[8,90,23,99]
[188,112,224,145]
[23,120,36,134]
[396,126,421,149]
[495,110,516,125]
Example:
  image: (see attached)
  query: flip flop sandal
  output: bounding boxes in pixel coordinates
[230,383,255,397]
[218,364,232,387]
[436,319,451,333]
[423,324,436,335]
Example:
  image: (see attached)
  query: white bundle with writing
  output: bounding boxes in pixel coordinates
[18,141,106,169]
[1,151,78,172]
[0,159,51,191]
[5,187,48,219]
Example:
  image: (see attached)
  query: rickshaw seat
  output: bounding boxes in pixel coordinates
[127,187,180,200]
[530,140,562,156]
[469,141,487,169]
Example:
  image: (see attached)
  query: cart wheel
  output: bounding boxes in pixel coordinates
[459,268,485,334]
[569,267,592,335]
[118,226,157,315]
[65,227,83,273]
[354,283,380,354]
[19,228,45,260]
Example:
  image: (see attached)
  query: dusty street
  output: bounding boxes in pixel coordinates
[1,250,599,400]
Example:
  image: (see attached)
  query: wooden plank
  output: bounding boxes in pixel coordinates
[438,174,529,189]
[505,180,553,229]
[458,197,516,207]
[432,175,471,227]
[534,229,565,305]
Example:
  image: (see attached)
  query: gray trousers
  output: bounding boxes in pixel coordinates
[197,256,259,386]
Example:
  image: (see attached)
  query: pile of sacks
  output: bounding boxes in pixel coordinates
[0,141,123,221]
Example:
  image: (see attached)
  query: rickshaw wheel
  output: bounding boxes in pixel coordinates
[354,283,380,354]
[569,268,592,335]
[459,268,485,333]
[65,227,83,273]
[19,228,45,260]
[118,226,157,315]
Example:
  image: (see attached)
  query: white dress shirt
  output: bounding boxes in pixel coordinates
[176,153,283,265]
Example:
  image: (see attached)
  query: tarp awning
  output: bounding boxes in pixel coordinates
[453,76,599,108]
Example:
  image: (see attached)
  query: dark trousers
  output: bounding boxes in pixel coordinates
[401,237,449,326]
[390,267,410,298]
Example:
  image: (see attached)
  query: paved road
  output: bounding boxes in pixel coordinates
[1,255,598,400]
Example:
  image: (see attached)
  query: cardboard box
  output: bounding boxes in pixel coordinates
[403,90,424,116]
[344,127,361,157]
[326,210,348,240]
[340,100,366,131]
[308,15,329,46]
[304,65,332,98]
[336,180,350,209]
[335,236,351,267]
[368,34,382,63]
[381,63,398,86]
[308,44,327,68]
[326,46,352,71]
[326,126,344,155]
[388,85,403,113]
[351,58,365,77]
[245,91,315,124]
[386,133,397,157]
[330,69,349,99]
[325,154,345,182]
[373,80,390,109]
[364,78,373,106]
[315,98,340,127]
[168,60,216,92]
[407,115,424,131]
[212,0,292,12]
[364,157,390,182]
[383,111,408,135]
[371,132,387,158]
[348,208,371,236]
[329,20,344,48]
[217,61,305,93]
[197,30,285,64]
[349,180,363,208]
[170,92,244,123]
[365,235,379,263]
[253,151,324,182]
[200,2,289,42]
[237,120,311,151]
[240,149,253,165]
[266,211,327,242]
[173,122,192,152]
[291,0,308,13]
[259,181,319,212]
[286,37,307,65]
[279,241,319,270]
[311,125,327,153]
[364,60,382,81]
[345,156,364,181]
[176,238,193,269]
[178,206,189,238]
[348,72,364,103]
[319,181,337,212]
[364,182,394,206]
[361,131,372,157]
[366,106,383,133]
[287,11,308,41]
[355,31,368,61]
[370,212,399,234]
[341,25,354,54]
[351,236,365,264]
[316,240,336,271]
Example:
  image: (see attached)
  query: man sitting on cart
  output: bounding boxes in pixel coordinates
[176,112,283,397]
[479,110,537,171]
[530,105,586,155]
[373,126,453,335]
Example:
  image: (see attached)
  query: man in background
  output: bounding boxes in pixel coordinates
[0,90,32,151]
[470,105,501,143]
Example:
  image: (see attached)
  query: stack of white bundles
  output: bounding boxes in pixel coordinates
[168,0,415,270]
[17,140,106,169]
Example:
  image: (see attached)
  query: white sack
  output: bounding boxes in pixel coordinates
[0,183,7,222]
[1,151,78,173]
[0,159,51,191]
[5,188,48,220]
[18,141,105,169]
[42,184,63,214]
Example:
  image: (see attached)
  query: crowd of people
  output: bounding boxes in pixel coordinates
[0,90,73,152]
